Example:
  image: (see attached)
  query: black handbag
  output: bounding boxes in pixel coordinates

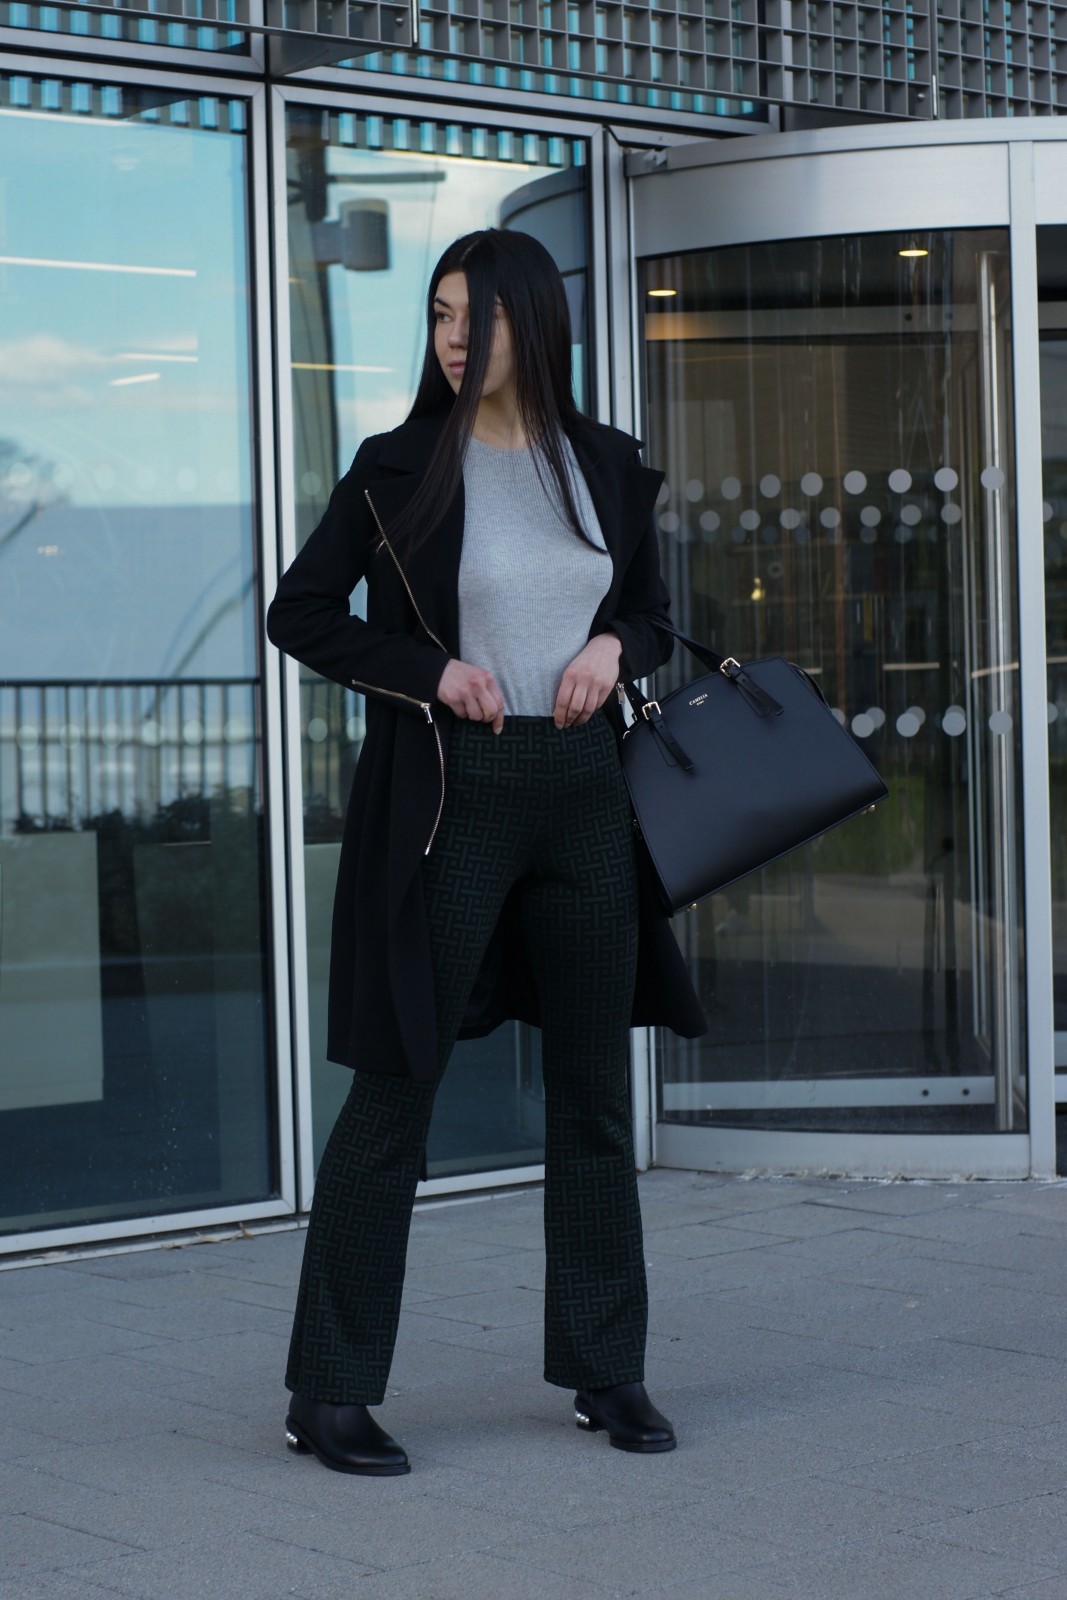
[619,621,889,915]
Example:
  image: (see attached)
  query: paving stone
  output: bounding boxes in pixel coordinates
[66,1532,382,1600]
[6,1170,1067,1600]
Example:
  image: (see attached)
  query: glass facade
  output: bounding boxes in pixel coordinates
[284,106,589,1175]
[642,229,1027,1137]
[0,72,274,1234]
[0,11,1066,1250]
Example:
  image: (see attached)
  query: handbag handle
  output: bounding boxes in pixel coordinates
[617,620,783,758]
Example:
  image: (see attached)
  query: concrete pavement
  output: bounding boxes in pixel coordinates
[3,1168,1067,1599]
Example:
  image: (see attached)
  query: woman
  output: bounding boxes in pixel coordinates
[267,228,705,1477]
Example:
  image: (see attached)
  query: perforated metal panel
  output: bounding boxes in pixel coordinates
[4,2,1067,118]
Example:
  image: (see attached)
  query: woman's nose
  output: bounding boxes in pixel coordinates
[448,318,467,347]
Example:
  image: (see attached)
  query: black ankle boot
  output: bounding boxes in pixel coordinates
[573,1381,676,1453]
[285,1395,410,1476]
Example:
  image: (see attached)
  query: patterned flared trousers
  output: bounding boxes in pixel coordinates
[285,713,647,1405]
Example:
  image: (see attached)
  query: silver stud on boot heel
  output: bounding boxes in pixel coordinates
[574,1407,592,1429]
[285,1428,308,1452]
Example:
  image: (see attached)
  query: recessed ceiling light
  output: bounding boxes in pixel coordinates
[647,288,678,297]
[899,248,929,258]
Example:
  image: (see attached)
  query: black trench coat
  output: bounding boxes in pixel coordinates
[267,411,707,1082]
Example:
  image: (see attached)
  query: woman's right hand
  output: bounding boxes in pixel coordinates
[436,659,505,734]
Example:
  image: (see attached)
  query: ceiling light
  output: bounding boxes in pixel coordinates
[647,288,678,298]
[899,248,929,259]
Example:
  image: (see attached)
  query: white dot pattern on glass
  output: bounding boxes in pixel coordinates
[794,526,811,543]
[740,509,760,531]
[942,708,967,736]
[819,507,841,528]
[894,526,913,543]
[307,717,329,743]
[1048,704,1059,725]
[900,505,922,526]
[721,476,742,500]
[1043,501,1054,523]
[800,472,823,496]
[843,471,866,495]
[655,482,670,506]
[860,526,877,544]
[699,510,720,532]
[831,708,846,726]
[658,511,680,533]
[759,474,781,498]
[684,479,704,502]
[888,468,911,493]
[860,506,881,526]
[941,504,962,525]
[183,719,203,744]
[301,471,322,495]
[908,705,927,726]
[934,467,958,492]
[988,710,1013,735]
[347,715,366,742]
[981,466,1005,491]
[866,707,886,729]
[851,714,874,738]
[897,712,920,737]
[780,508,801,529]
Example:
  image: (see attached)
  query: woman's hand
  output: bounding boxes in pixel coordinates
[437,658,506,733]
[553,633,623,728]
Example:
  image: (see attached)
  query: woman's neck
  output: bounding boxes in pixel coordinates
[471,393,528,451]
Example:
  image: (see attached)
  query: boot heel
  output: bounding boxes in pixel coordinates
[285,1426,310,1453]
[574,1404,602,1433]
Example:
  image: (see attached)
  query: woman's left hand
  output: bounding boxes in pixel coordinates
[553,633,623,728]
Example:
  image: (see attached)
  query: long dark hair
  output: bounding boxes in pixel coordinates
[386,229,591,554]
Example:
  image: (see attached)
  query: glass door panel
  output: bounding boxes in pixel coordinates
[0,76,274,1235]
[284,107,589,1175]
[641,229,1026,1137]
[1038,226,1067,1100]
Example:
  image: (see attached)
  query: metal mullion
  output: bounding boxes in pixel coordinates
[268,82,316,1214]
[252,80,299,1213]
[0,24,263,74]
[0,45,262,94]
[1009,140,1056,1177]
[282,60,762,138]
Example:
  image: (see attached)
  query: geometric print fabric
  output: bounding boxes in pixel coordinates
[286,712,646,1404]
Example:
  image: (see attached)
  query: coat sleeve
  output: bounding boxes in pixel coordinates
[266,437,448,714]
[604,453,674,683]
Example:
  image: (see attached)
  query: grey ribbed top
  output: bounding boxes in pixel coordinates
[458,435,611,717]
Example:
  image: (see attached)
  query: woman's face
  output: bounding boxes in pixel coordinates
[433,270,516,404]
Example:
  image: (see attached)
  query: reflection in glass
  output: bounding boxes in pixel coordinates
[286,108,588,1173]
[0,78,274,1234]
[642,230,1026,1135]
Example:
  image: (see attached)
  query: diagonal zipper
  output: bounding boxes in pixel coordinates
[364,490,448,653]
[361,490,448,854]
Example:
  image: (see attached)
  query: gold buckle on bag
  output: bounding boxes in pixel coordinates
[640,701,661,721]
